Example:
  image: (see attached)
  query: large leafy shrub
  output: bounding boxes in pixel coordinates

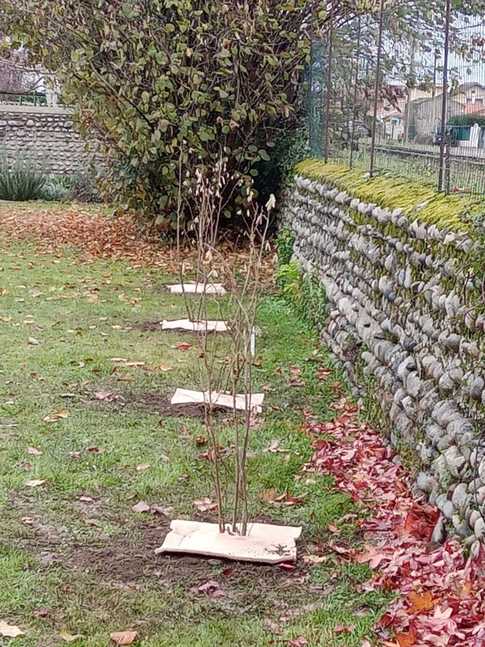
[8,0,326,227]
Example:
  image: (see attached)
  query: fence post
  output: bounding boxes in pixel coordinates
[323,25,334,164]
[349,17,362,169]
[369,0,385,178]
[438,0,451,192]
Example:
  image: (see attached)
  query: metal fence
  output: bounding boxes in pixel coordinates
[0,90,48,106]
[308,1,485,196]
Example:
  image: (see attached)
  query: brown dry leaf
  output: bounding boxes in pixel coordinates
[193,498,218,512]
[288,366,305,387]
[43,410,69,423]
[407,590,435,613]
[316,367,332,381]
[132,501,150,513]
[260,489,305,506]
[79,496,95,503]
[259,488,278,503]
[335,625,354,635]
[59,629,83,643]
[0,621,25,638]
[86,446,105,454]
[396,627,417,647]
[175,341,192,352]
[25,479,46,488]
[26,447,43,456]
[288,636,308,646]
[110,630,138,646]
[195,435,208,446]
[303,554,328,565]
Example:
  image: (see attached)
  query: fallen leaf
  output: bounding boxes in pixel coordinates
[110,630,138,646]
[86,446,105,454]
[175,341,192,351]
[408,590,435,613]
[335,625,353,634]
[279,562,296,572]
[396,627,417,647]
[43,410,69,423]
[260,489,305,506]
[193,498,218,512]
[79,496,95,503]
[302,554,328,565]
[26,447,43,456]
[28,337,40,345]
[95,391,117,401]
[259,488,278,503]
[136,464,151,472]
[288,637,308,646]
[316,367,331,381]
[59,629,83,643]
[196,580,224,598]
[25,479,46,488]
[0,621,25,638]
[195,435,208,446]
[150,505,173,517]
[132,501,150,513]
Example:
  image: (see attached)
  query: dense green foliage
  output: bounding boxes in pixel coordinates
[449,113,485,128]
[276,228,327,328]
[6,0,326,226]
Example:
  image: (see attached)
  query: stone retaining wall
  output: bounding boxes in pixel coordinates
[0,104,94,175]
[281,164,484,542]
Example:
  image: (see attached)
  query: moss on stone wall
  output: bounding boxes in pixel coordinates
[295,159,484,234]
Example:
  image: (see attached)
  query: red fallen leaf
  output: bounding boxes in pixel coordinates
[408,590,435,613]
[110,630,138,645]
[395,626,417,647]
[86,446,105,454]
[196,580,225,598]
[175,341,192,351]
[279,562,296,572]
[335,625,353,634]
[288,637,308,647]
[316,367,331,381]
[403,503,439,541]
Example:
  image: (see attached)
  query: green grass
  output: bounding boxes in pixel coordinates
[0,210,389,646]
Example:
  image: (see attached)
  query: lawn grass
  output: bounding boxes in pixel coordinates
[0,209,389,646]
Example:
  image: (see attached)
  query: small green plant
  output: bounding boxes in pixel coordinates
[276,227,295,267]
[0,156,46,201]
[276,228,327,328]
[41,176,72,202]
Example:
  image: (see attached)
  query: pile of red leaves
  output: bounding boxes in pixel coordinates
[0,205,275,283]
[305,408,485,647]
[0,205,178,268]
